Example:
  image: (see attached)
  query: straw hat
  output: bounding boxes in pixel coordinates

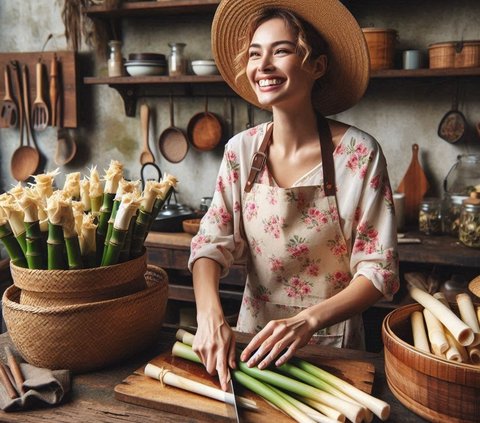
[211,0,370,116]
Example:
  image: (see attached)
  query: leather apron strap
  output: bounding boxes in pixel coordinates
[244,115,336,196]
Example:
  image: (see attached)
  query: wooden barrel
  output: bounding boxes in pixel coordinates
[382,303,480,422]
[362,28,397,70]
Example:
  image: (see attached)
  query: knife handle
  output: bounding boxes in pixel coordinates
[49,54,59,127]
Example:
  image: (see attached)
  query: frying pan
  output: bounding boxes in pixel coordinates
[438,85,467,144]
[187,96,223,151]
[158,96,189,163]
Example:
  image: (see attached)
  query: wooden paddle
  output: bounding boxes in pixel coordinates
[397,144,429,224]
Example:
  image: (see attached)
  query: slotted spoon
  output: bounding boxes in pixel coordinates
[0,64,18,128]
[32,61,49,131]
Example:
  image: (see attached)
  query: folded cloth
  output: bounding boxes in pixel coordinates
[0,363,71,412]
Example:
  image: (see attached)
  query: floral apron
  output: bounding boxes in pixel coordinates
[236,115,365,349]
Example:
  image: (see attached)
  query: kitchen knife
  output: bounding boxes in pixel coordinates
[226,374,240,422]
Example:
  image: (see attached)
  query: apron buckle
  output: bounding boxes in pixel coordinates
[250,151,267,172]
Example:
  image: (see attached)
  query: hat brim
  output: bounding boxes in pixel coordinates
[211,0,370,116]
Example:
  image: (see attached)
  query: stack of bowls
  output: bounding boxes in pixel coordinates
[125,53,167,76]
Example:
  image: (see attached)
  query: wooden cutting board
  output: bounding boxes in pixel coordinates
[115,349,375,422]
[396,144,429,223]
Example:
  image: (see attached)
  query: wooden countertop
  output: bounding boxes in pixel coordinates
[0,328,427,422]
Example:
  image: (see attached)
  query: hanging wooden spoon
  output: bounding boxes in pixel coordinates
[32,61,49,131]
[10,62,39,182]
[139,103,155,164]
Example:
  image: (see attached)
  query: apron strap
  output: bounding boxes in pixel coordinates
[244,115,336,196]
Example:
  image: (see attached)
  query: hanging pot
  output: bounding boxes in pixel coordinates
[158,96,189,163]
[438,86,467,144]
[187,96,223,151]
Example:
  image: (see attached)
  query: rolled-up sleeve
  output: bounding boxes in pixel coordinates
[188,142,248,277]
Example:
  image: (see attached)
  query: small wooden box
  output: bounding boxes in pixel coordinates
[429,41,480,69]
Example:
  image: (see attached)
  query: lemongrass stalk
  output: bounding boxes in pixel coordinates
[118,213,137,263]
[89,166,103,214]
[63,171,81,200]
[409,286,474,346]
[56,194,82,269]
[293,358,390,421]
[1,200,27,255]
[150,174,178,221]
[456,293,480,347]
[176,328,195,346]
[296,397,345,422]
[8,183,25,201]
[46,191,68,270]
[276,363,365,423]
[233,370,315,423]
[79,213,97,268]
[144,364,258,411]
[103,160,124,195]
[433,293,469,362]
[172,340,201,364]
[422,309,449,354]
[18,189,45,269]
[0,220,27,268]
[411,311,431,353]
[72,201,84,239]
[468,345,480,364]
[101,193,141,266]
[80,178,91,213]
[267,384,338,423]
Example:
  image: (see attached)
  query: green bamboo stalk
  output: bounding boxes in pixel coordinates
[129,209,151,259]
[15,231,27,256]
[118,214,137,263]
[24,221,45,269]
[101,199,121,264]
[101,227,128,267]
[65,236,83,270]
[96,193,115,264]
[0,223,27,268]
[47,222,67,270]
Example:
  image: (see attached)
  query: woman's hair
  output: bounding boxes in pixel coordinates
[233,8,329,83]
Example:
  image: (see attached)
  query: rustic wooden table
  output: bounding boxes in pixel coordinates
[0,328,428,422]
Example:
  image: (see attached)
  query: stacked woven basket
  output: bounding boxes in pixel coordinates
[2,254,169,373]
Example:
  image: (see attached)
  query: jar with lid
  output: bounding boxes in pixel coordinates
[459,194,480,248]
[444,154,480,195]
[168,42,187,76]
[442,193,468,236]
[108,40,124,77]
[419,198,442,235]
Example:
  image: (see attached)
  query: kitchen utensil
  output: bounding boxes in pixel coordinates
[52,56,77,166]
[49,54,59,127]
[226,377,240,422]
[32,61,49,131]
[151,191,196,232]
[10,62,39,182]
[438,87,467,143]
[396,144,429,224]
[140,161,162,190]
[0,64,18,128]
[139,104,155,164]
[158,96,189,163]
[114,347,375,422]
[187,96,223,151]
[182,218,201,235]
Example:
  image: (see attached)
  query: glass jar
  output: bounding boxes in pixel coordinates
[442,194,469,236]
[108,40,124,77]
[459,201,480,248]
[419,198,442,235]
[444,154,480,195]
[168,42,187,76]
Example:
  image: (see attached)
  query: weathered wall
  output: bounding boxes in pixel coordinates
[0,0,479,208]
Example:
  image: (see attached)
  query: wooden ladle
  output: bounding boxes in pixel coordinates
[10,62,39,182]
[139,104,155,164]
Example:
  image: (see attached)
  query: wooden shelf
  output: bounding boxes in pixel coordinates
[85,0,220,18]
[372,67,480,78]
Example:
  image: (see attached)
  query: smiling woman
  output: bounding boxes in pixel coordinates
[188,0,399,393]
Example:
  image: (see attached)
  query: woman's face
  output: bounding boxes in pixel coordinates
[246,17,325,110]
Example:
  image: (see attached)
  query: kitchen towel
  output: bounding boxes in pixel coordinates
[0,363,70,411]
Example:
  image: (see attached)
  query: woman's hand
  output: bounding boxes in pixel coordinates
[240,310,318,369]
[192,314,236,391]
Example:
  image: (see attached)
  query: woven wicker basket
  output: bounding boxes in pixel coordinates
[382,303,480,422]
[429,41,480,69]
[2,265,168,373]
[10,251,147,307]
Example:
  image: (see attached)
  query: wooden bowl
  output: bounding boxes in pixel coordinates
[382,303,480,422]
[182,218,201,235]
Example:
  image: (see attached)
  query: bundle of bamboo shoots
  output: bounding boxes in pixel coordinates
[409,286,480,364]
[158,329,391,423]
[0,161,178,270]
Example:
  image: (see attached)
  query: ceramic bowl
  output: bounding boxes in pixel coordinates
[125,60,167,76]
[191,60,219,76]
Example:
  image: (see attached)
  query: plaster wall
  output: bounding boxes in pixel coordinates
[0,0,479,209]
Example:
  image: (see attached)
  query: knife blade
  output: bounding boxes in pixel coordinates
[226,373,241,422]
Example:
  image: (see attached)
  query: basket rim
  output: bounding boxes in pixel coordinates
[468,275,480,299]
[3,264,167,315]
[382,303,480,373]
[10,249,147,274]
